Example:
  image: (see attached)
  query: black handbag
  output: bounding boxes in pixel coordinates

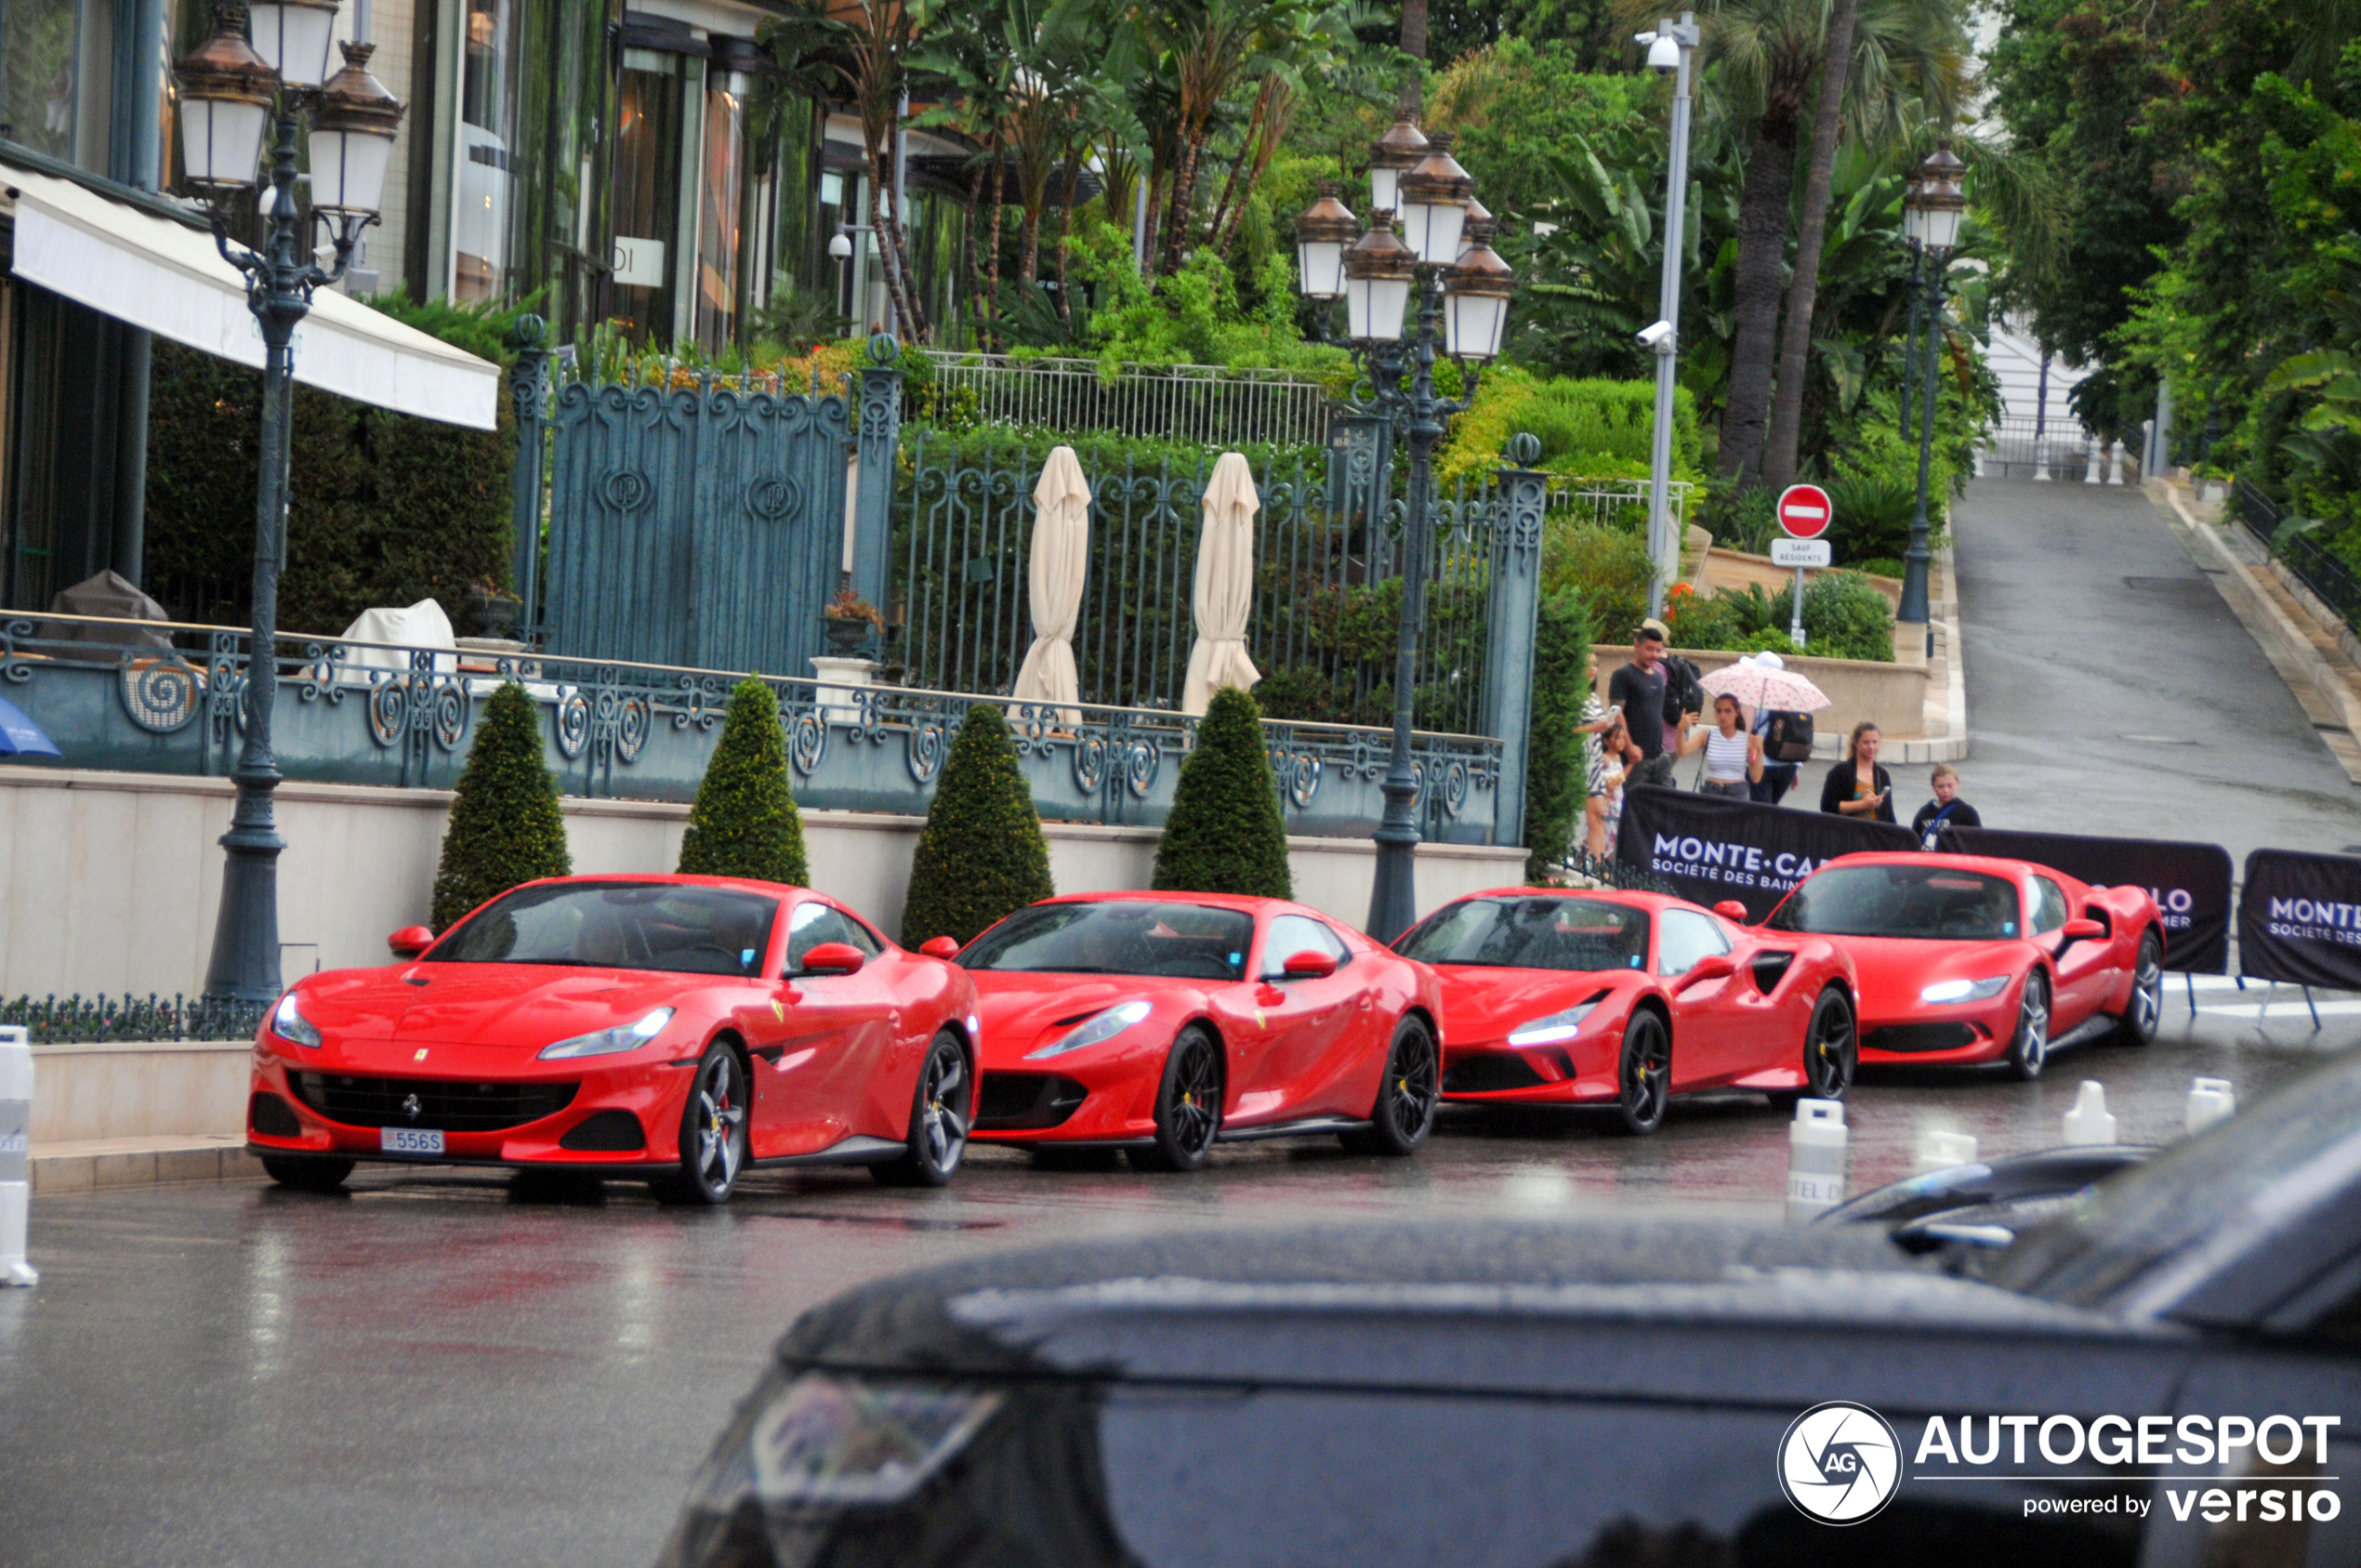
[1762,710,1815,763]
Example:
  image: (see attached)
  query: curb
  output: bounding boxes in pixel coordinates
[31,1135,262,1193]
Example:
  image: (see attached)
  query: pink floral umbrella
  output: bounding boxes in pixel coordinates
[1698,655,1830,713]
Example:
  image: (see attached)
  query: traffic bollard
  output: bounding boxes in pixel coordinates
[1786,1100,1848,1223]
[0,1024,34,1289]
[2084,441,2103,484]
[2186,1077,2236,1135]
[2062,1080,2117,1146]
[1914,1128,1978,1176]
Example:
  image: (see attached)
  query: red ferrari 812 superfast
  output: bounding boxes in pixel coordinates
[1397,889,1860,1134]
[245,875,979,1203]
[1754,852,2164,1079]
[957,892,1444,1171]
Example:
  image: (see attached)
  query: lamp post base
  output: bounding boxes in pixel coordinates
[201,781,285,1004]
[1367,822,1421,947]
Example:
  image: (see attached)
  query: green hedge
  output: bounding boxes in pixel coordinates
[901,705,1055,946]
[678,679,811,886]
[1152,687,1293,899]
[1667,573,1895,663]
[1523,592,1594,882]
[430,682,571,930]
[1440,366,1701,488]
[144,296,523,636]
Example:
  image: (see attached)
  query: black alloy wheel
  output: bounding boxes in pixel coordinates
[2006,971,2051,1081]
[875,1030,971,1188]
[1341,1015,1440,1156]
[1616,1010,1672,1136]
[1129,1026,1223,1172]
[657,1042,749,1205]
[2110,929,2165,1048]
[1773,987,1857,1110]
[260,1154,354,1192]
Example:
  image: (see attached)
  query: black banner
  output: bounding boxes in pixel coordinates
[2237,848,2361,988]
[1939,825,2232,975]
[1616,786,1916,920]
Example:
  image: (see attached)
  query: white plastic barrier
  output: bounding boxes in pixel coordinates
[1914,1128,1978,1176]
[1786,1100,1848,1223]
[0,1024,34,1287]
[2187,1077,2236,1135]
[2063,1080,2117,1146]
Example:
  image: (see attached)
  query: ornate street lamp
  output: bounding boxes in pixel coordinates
[1292,183,1356,302]
[1298,149,1513,943]
[175,1,403,1006]
[1898,143,1964,635]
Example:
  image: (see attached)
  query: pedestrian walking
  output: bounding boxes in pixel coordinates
[1609,621,1689,789]
[1678,692,1763,799]
[1820,721,1895,822]
[1742,652,1802,805]
[1911,762,1983,848]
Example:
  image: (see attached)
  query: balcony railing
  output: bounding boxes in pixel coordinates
[917,350,1336,449]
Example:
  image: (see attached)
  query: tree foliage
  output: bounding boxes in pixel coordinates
[678,679,811,886]
[1152,687,1294,898]
[901,704,1055,945]
[1523,590,1593,881]
[431,683,572,931]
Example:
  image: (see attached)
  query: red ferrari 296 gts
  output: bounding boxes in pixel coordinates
[1397,889,1860,1134]
[957,892,1445,1170]
[1754,852,2164,1079]
[245,875,980,1202]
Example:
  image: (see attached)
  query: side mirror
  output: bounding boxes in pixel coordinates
[2058,917,2105,953]
[1677,954,1737,989]
[798,942,866,977]
[1281,950,1339,980]
[918,935,960,960]
[389,925,434,958]
[1712,900,1750,923]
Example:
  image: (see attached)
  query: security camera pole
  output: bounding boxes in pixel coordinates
[1638,13,1699,617]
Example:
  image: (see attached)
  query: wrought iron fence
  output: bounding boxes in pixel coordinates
[887,432,1504,733]
[1983,415,2092,479]
[2234,476,2281,551]
[0,993,267,1044]
[0,614,1506,844]
[917,350,1335,448]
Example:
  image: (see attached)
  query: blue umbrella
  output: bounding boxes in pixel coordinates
[0,692,61,758]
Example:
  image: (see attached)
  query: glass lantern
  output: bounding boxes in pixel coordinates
[1397,134,1474,267]
[248,0,342,90]
[172,5,280,191]
[1444,241,1514,362]
[310,42,405,214]
[1343,215,1417,343]
[1366,118,1429,217]
[1293,183,1358,300]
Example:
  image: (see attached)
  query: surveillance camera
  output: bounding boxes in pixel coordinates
[1646,33,1682,72]
[1637,319,1675,350]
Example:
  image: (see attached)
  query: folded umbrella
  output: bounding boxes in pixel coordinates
[1698,656,1830,714]
[0,692,62,758]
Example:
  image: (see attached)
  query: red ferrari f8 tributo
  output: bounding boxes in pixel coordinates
[1756,852,2164,1079]
[1397,889,1859,1133]
[957,892,1444,1170]
[245,876,979,1202]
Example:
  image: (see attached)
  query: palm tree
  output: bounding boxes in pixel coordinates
[1700,0,1966,486]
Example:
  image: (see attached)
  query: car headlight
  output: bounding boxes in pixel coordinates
[270,992,322,1048]
[748,1373,1002,1504]
[1919,976,2011,1005]
[1027,999,1152,1060]
[1507,1003,1599,1047]
[538,1007,675,1061]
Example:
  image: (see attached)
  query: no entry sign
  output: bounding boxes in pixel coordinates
[1775,483,1832,540]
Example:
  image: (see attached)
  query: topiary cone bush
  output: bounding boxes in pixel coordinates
[902,704,1054,946]
[430,681,572,930]
[678,679,811,886]
[1153,686,1294,900]
[1523,590,1594,883]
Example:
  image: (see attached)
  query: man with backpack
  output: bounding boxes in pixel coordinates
[1610,620,1695,789]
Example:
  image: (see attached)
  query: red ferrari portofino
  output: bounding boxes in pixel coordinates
[245,876,979,1202]
[957,893,1444,1170]
[1397,889,1859,1134]
[1756,852,2164,1079]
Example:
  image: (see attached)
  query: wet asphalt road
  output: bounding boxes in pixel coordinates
[0,995,2351,1568]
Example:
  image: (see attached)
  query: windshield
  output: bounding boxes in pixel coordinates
[1765,863,2021,941]
[1991,1055,2361,1313]
[429,881,778,977]
[1396,896,1650,972]
[959,902,1253,982]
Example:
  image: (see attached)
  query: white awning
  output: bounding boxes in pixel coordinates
[3,165,498,430]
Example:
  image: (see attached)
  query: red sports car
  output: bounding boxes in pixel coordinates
[956,892,1444,1171]
[244,875,979,1203]
[1396,889,1860,1134]
[1754,852,2164,1079]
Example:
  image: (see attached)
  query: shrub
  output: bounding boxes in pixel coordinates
[1821,473,1922,567]
[1542,520,1657,643]
[1774,572,1896,663]
[677,679,811,886]
[1441,365,1700,487]
[1523,592,1594,882]
[1153,687,1293,899]
[430,682,572,930]
[901,704,1055,945]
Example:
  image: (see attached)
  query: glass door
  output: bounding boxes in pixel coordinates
[694,66,747,353]
[611,47,685,347]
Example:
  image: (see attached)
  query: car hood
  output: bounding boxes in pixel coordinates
[968,971,1202,1064]
[1827,935,2029,1014]
[294,962,715,1047]
[1427,966,1628,1042]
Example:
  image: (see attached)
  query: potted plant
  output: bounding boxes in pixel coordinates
[464,577,522,639]
[820,588,882,655]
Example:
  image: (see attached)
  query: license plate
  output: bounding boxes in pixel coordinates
[380,1127,444,1156]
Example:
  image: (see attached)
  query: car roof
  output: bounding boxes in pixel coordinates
[1450,886,1694,914]
[1037,889,1316,918]
[519,871,820,897]
[1813,852,2053,883]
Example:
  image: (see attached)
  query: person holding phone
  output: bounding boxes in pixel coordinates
[1819,721,1894,822]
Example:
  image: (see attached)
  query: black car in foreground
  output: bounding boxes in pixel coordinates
[660,1051,2361,1568]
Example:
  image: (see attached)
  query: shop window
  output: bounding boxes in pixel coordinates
[694,68,746,353]
[611,47,685,347]
[2,0,81,162]
[454,0,519,303]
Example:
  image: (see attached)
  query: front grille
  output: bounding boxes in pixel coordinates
[560,1110,647,1152]
[976,1073,1088,1131]
[1443,1054,1549,1093]
[1865,1023,1979,1054]
[288,1072,577,1132]
[248,1092,303,1139]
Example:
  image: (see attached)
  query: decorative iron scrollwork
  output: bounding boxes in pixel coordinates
[596,468,654,513]
[746,474,801,522]
[121,657,204,733]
